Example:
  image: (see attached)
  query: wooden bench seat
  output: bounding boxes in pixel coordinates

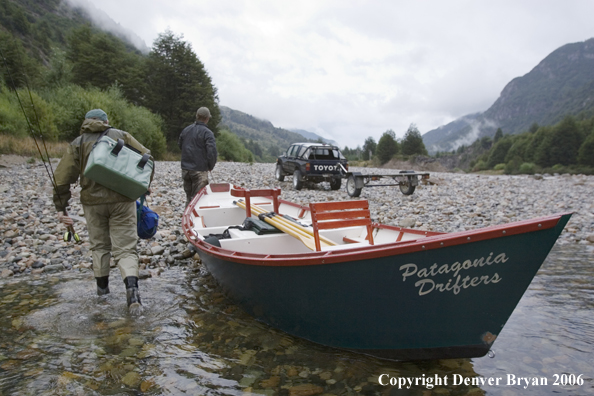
[309,200,374,251]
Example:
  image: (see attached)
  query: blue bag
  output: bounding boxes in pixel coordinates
[136,194,159,239]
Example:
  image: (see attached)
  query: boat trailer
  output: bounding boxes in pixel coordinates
[341,167,430,197]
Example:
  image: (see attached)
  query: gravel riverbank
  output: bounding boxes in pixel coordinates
[1,159,593,279]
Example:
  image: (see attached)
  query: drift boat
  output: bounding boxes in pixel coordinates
[182,183,571,361]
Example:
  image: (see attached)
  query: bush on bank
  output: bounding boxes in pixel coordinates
[0,82,167,159]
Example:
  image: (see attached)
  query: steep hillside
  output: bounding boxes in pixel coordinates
[424,38,594,153]
[218,106,317,160]
[289,128,337,145]
[0,0,146,62]
[421,113,483,154]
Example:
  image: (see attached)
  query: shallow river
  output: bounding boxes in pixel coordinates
[0,244,592,396]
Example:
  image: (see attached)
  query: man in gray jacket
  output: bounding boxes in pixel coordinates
[178,107,218,207]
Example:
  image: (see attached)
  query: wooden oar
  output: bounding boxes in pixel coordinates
[234,200,331,250]
[234,200,313,240]
[235,200,336,246]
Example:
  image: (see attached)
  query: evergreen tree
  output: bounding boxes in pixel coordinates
[66,25,145,104]
[577,130,594,166]
[529,122,539,133]
[401,123,428,155]
[504,133,532,163]
[547,116,584,166]
[493,128,503,143]
[535,116,583,167]
[0,31,41,89]
[479,136,493,150]
[144,30,220,147]
[376,130,399,164]
[525,126,551,163]
[362,136,377,160]
[486,137,513,168]
[43,48,72,88]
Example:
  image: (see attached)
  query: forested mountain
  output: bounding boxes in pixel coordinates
[423,38,594,153]
[0,0,143,65]
[219,106,319,162]
[1,0,220,157]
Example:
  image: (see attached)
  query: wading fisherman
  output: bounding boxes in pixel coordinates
[53,109,153,314]
[178,106,218,208]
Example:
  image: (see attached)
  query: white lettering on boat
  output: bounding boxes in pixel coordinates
[399,252,508,296]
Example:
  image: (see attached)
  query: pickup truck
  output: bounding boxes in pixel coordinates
[275,143,348,190]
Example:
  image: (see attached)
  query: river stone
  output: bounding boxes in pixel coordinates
[1,269,14,278]
[150,246,165,256]
[140,380,155,392]
[586,234,594,243]
[259,376,280,388]
[287,384,324,396]
[138,269,151,280]
[120,347,139,358]
[128,337,145,346]
[31,261,44,269]
[43,264,64,273]
[121,371,141,387]
[398,217,416,228]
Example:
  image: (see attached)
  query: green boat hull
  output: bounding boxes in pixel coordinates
[193,213,571,360]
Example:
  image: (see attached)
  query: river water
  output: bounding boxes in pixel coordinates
[0,244,592,396]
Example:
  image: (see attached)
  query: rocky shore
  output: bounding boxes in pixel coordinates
[1,158,593,279]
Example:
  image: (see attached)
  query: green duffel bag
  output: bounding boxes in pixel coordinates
[84,135,153,200]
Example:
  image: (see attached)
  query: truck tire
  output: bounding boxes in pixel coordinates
[399,170,416,195]
[346,175,362,197]
[330,177,341,190]
[275,164,285,181]
[293,170,303,190]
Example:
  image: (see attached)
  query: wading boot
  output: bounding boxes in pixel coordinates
[124,276,142,315]
[96,276,110,296]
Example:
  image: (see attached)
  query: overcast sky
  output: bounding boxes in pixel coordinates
[85,0,594,148]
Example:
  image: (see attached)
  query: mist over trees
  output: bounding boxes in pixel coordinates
[463,114,594,174]
[0,1,221,159]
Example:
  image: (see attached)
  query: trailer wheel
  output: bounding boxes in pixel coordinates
[330,177,341,190]
[399,170,416,195]
[293,170,303,190]
[346,175,362,197]
[275,164,285,181]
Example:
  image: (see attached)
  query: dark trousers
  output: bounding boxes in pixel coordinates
[182,169,209,207]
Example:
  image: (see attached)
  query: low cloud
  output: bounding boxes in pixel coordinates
[64,0,149,53]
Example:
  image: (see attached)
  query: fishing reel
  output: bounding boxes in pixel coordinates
[63,227,81,243]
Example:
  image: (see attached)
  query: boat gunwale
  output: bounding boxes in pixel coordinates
[182,185,572,267]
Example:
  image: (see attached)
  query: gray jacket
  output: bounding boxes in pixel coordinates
[178,121,218,172]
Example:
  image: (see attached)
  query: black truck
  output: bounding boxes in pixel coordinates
[275,143,348,190]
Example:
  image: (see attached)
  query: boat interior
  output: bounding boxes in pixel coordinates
[183,183,439,255]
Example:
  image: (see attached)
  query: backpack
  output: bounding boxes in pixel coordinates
[136,194,159,239]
